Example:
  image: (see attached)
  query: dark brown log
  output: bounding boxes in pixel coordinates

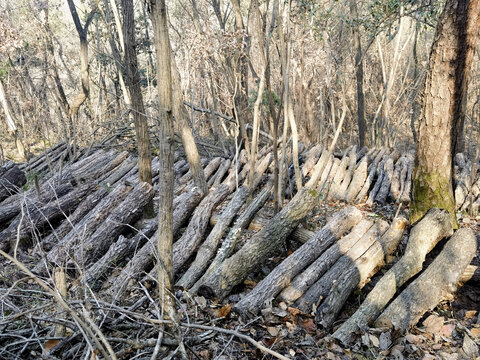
[0,181,96,252]
[72,182,155,266]
[82,217,158,290]
[376,228,476,331]
[366,158,386,206]
[356,149,386,203]
[333,208,454,344]
[294,220,389,314]
[197,186,322,301]
[232,206,363,316]
[0,166,26,202]
[345,157,368,203]
[37,183,134,271]
[279,218,374,304]
[315,217,408,330]
[191,184,273,293]
[375,157,394,204]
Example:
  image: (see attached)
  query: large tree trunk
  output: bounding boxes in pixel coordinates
[411,0,480,224]
[122,0,152,185]
[333,208,454,344]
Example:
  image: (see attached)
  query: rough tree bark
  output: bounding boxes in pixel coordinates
[411,0,480,224]
[333,208,453,344]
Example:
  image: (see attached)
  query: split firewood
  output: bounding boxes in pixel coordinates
[315,216,408,330]
[232,206,363,316]
[279,218,374,304]
[0,166,26,202]
[177,154,271,289]
[375,157,394,204]
[294,219,389,314]
[345,157,368,203]
[190,184,273,293]
[376,228,476,332]
[333,208,454,344]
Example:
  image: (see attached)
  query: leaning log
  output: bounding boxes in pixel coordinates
[279,218,374,304]
[72,182,155,266]
[335,146,357,200]
[0,166,26,202]
[293,220,389,314]
[197,186,323,301]
[0,181,96,252]
[177,155,271,289]
[232,206,363,316]
[375,228,476,332]
[344,157,368,203]
[190,184,273,293]
[315,216,408,330]
[332,208,454,344]
[355,149,386,203]
[375,157,394,204]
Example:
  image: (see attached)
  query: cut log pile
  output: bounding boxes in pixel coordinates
[0,141,478,350]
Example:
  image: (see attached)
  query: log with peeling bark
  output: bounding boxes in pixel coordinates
[366,158,386,206]
[375,228,476,332]
[279,218,374,304]
[294,220,389,314]
[333,208,454,344]
[82,217,158,290]
[315,216,408,330]
[335,146,357,200]
[0,181,97,252]
[399,155,414,203]
[197,185,323,301]
[190,184,273,293]
[390,155,405,201]
[328,148,352,199]
[355,149,386,203]
[0,166,26,202]
[33,183,135,273]
[375,157,394,204]
[232,206,363,316]
[72,182,155,266]
[345,157,368,203]
[177,155,272,289]
[302,145,323,178]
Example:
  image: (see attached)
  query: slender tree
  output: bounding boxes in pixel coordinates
[411,0,480,224]
[121,0,152,185]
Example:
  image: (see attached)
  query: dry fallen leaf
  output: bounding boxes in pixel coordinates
[45,339,61,351]
[369,334,380,348]
[470,328,480,338]
[217,304,231,318]
[285,321,296,333]
[379,331,392,350]
[465,310,477,320]
[299,318,316,334]
[199,349,210,359]
[423,314,444,335]
[441,323,455,338]
[390,344,404,360]
[267,326,279,337]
